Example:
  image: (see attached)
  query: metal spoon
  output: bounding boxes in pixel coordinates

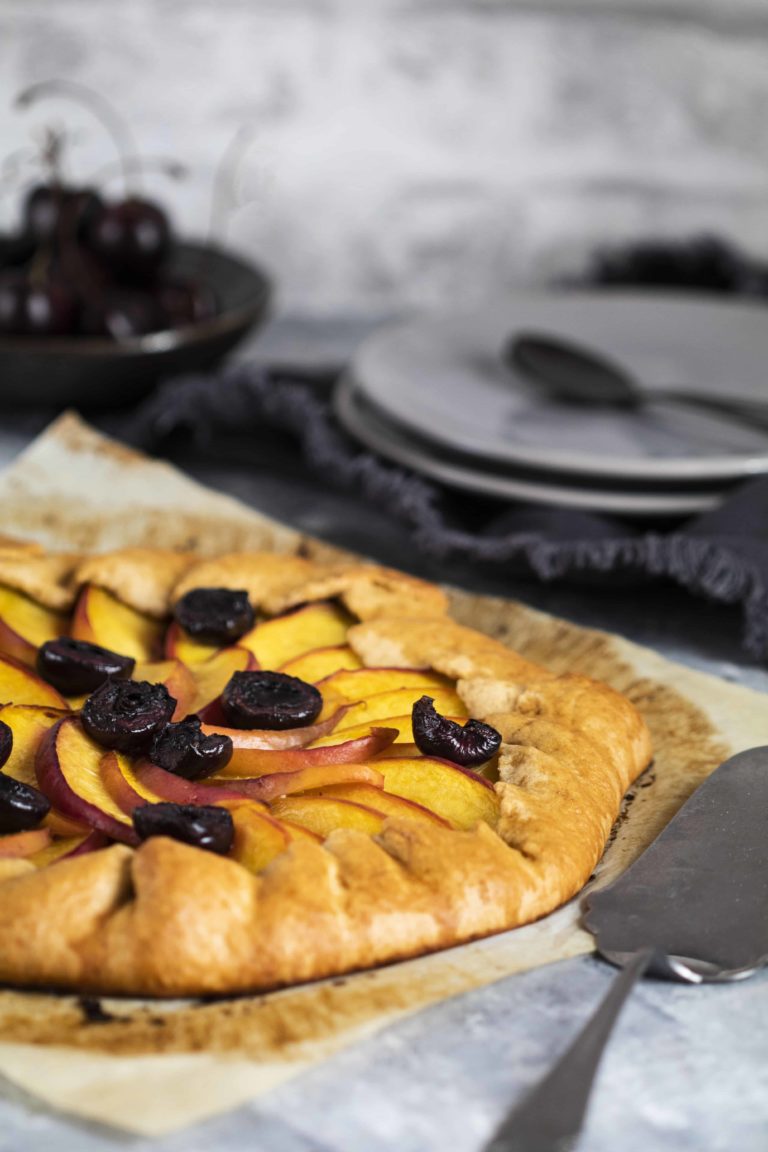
[507,331,768,427]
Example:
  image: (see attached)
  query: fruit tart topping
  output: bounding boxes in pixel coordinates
[36,637,136,695]
[0,773,51,833]
[82,679,175,753]
[149,715,233,780]
[133,801,234,855]
[221,670,322,730]
[411,696,501,768]
[0,720,12,770]
[173,588,255,645]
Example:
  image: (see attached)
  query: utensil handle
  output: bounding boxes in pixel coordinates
[483,949,653,1152]
[660,390,768,429]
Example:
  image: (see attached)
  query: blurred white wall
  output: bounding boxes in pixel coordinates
[1,0,768,318]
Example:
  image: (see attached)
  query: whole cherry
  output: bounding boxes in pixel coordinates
[86,196,172,281]
[155,272,218,327]
[0,269,79,336]
[23,182,103,247]
[79,285,169,340]
[16,80,173,282]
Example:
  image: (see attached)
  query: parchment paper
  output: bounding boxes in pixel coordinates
[0,412,764,1137]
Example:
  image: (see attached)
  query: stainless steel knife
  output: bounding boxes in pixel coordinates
[483,745,768,1152]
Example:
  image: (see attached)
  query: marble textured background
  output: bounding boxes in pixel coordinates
[1,0,768,317]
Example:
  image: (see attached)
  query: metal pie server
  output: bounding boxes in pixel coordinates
[484,745,768,1152]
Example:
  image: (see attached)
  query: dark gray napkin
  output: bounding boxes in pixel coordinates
[126,363,768,659]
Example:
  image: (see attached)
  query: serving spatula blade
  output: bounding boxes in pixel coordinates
[483,745,768,1152]
[584,744,768,973]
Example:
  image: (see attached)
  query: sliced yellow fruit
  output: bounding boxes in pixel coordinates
[335,687,466,732]
[240,602,353,670]
[279,645,362,681]
[269,794,385,838]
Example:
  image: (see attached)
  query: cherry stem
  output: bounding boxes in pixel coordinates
[208,124,258,246]
[87,156,187,186]
[0,146,37,199]
[15,79,140,195]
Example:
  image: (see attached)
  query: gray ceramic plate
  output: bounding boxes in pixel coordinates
[335,375,727,517]
[351,291,768,484]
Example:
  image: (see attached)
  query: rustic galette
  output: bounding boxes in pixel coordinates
[0,542,652,995]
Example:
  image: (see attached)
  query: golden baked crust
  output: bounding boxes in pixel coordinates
[0,549,651,996]
[0,550,80,610]
[74,548,196,617]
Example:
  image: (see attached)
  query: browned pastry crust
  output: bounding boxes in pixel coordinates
[0,550,652,996]
[0,550,81,610]
[74,548,197,617]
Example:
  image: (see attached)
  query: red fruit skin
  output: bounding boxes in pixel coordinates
[100,750,153,816]
[34,718,137,845]
[62,829,110,858]
[197,703,350,750]
[209,726,398,778]
[132,760,246,807]
[205,762,385,804]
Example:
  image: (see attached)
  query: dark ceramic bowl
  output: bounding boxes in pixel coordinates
[0,239,271,410]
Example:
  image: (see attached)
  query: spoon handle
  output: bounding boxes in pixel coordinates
[482,949,653,1152]
[658,390,768,429]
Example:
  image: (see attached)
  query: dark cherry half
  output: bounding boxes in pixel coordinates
[174,588,255,645]
[36,637,135,696]
[221,670,322,730]
[133,802,233,855]
[149,716,232,780]
[411,696,501,768]
[0,721,12,770]
[82,680,176,754]
[0,773,51,834]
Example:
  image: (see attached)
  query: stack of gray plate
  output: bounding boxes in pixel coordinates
[335,292,768,517]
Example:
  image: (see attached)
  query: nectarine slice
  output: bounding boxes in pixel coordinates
[164,620,219,665]
[71,585,162,663]
[133,659,196,721]
[378,757,500,830]
[311,715,459,746]
[279,645,362,681]
[133,760,263,809]
[0,703,69,788]
[280,819,322,844]
[100,750,161,814]
[208,761,384,803]
[199,704,350,770]
[269,795,386,838]
[0,584,68,666]
[187,646,255,714]
[0,705,88,834]
[0,827,52,858]
[308,782,449,827]
[0,654,68,710]
[35,717,136,843]
[319,667,453,701]
[334,687,466,733]
[225,802,292,872]
[213,727,397,777]
[29,835,87,868]
[239,602,353,669]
